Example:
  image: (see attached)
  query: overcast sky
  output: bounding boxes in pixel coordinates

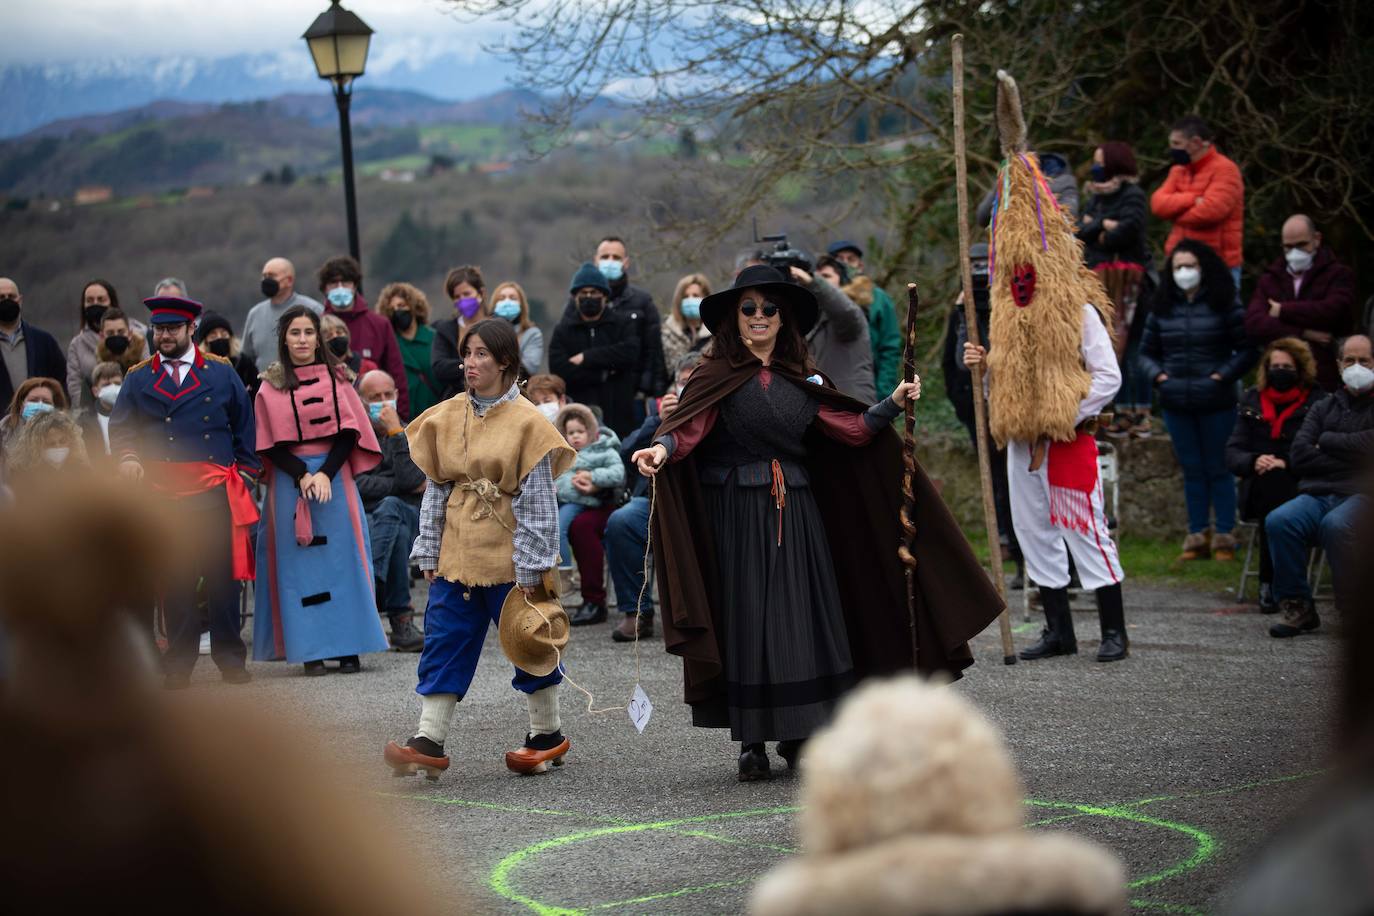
[0,0,505,66]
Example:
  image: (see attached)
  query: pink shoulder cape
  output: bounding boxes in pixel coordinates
[254,363,381,477]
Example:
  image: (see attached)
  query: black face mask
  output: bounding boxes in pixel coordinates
[0,298,19,323]
[84,305,108,329]
[578,296,605,319]
[104,335,130,355]
[327,337,350,357]
[1168,148,1191,166]
[261,277,281,299]
[1267,367,1299,392]
[391,310,414,332]
[207,338,232,358]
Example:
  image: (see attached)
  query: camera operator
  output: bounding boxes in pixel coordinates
[806,254,876,403]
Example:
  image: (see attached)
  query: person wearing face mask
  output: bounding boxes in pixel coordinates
[431,264,488,400]
[487,281,544,378]
[5,409,90,481]
[661,273,713,379]
[376,282,441,417]
[560,236,666,407]
[525,373,569,424]
[320,313,378,382]
[1,376,68,451]
[1245,214,1355,392]
[549,263,643,437]
[1140,239,1258,563]
[0,277,67,414]
[241,257,324,375]
[355,370,427,653]
[194,311,257,391]
[67,280,146,409]
[317,255,410,419]
[96,308,148,376]
[81,361,125,461]
[1225,339,1323,613]
[1075,142,1156,439]
[1150,115,1245,291]
[1264,334,1374,638]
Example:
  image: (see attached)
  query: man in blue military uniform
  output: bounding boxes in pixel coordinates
[110,296,262,688]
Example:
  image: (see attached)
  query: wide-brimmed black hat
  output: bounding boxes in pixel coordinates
[699,264,818,336]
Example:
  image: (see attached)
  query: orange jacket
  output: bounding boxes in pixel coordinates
[1150,147,1245,268]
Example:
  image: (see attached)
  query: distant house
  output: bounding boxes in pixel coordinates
[476,161,514,176]
[185,186,216,199]
[74,186,114,206]
[379,169,417,184]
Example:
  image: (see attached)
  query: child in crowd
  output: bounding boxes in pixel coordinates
[525,373,568,423]
[554,404,624,625]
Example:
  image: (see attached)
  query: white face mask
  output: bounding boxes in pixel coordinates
[537,401,561,422]
[44,447,70,467]
[1284,247,1314,273]
[97,384,122,408]
[1341,362,1374,394]
[1173,266,1201,291]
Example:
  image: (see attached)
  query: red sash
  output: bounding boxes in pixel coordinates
[1046,432,1099,534]
[153,462,261,580]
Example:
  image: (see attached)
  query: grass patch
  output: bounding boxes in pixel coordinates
[961,529,1242,596]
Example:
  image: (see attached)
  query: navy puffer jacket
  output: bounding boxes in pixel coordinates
[1139,290,1255,412]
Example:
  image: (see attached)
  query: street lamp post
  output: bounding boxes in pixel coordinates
[303,0,373,263]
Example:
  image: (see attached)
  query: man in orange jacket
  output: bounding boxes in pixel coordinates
[1151,115,1246,295]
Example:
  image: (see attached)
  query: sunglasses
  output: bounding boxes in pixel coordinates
[739,301,780,318]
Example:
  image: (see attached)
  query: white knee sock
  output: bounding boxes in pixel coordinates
[527,685,561,736]
[417,693,457,745]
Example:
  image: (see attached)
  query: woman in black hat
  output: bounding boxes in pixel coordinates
[196,311,258,391]
[633,265,1003,781]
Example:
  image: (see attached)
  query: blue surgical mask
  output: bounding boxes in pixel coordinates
[598,259,624,282]
[22,401,54,421]
[327,287,355,308]
[494,299,522,321]
[367,399,397,422]
[680,297,702,320]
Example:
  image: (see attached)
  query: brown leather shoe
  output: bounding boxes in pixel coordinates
[384,738,450,780]
[505,735,571,775]
[1269,599,1320,638]
[1178,531,1210,561]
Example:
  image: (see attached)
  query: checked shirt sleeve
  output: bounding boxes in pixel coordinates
[410,477,453,571]
[511,455,559,587]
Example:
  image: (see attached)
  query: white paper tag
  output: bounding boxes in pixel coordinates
[628,683,653,734]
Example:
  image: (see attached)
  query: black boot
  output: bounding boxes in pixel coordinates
[1258,582,1279,614]
[738,742,771,782]
[1019,586,1076,660]
[776,738,806,770]
[1095,583,1129,662]
[387,610,425,652]
[569,602,607,626]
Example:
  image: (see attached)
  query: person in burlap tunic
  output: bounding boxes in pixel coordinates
[383,319,576,779]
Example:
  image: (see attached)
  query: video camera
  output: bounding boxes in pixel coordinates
[753,222,813,278]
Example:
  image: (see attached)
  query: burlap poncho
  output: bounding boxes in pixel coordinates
[407,392,575,587]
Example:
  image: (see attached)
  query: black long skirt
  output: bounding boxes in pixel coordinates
[701,479,856,743]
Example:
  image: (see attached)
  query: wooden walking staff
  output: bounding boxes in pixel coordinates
[897,283,921,663]
[951,33,1017,665]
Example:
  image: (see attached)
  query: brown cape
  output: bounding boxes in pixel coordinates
[651,348,1005,716]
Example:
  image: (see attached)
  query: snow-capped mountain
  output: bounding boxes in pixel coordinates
[1,45,520,138]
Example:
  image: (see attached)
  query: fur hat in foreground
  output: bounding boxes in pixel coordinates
[749,676,1126,916]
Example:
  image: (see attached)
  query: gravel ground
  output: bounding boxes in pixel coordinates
[206,580,1342,916]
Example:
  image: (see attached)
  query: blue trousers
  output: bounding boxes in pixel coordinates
[1163,407,1237,535]
[1118,337,1152,411]
[606,496,652,616]
[1265,493,1364,602]
[415,578,564,698]
[368,496,420,613]
[557,502,585,566]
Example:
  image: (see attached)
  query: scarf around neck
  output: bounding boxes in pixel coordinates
[1258,385,1306,439]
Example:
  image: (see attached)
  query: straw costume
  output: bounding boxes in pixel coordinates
[982,71,1128,662]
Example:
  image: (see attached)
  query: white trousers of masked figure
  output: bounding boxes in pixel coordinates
[1007,438,1124,591]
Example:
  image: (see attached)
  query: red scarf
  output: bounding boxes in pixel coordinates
[1258,386,1307,439]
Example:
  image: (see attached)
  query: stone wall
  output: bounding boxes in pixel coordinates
[914,431,1189,541]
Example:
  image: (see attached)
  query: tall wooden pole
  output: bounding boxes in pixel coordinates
[898,283,921,664]
[952,33,1017,665]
